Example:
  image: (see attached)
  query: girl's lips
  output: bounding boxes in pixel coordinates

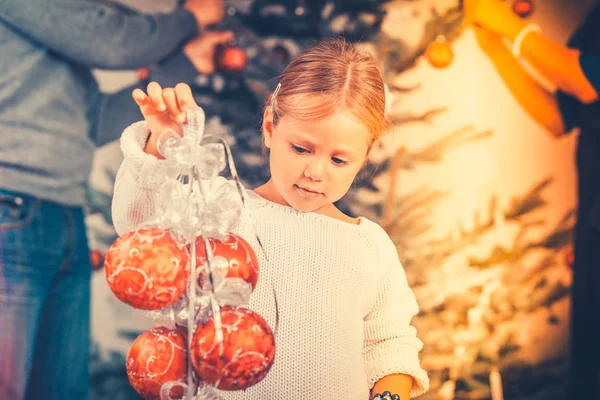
[295,184,323,198]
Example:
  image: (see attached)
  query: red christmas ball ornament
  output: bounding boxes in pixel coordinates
[126,326,188,400]
[195,234,259,291]
[426,36,454,69]
[104,228,190,310]
[216,45,247,73]
[191,306,275,391]
[513,0,534,18]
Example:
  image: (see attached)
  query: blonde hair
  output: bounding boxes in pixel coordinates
[266,37,388,144]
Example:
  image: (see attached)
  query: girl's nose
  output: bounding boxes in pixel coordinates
[304,158,325,181]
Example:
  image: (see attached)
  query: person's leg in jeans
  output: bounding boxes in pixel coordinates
[25,206,92,400]
[0,190,62,398]
[0,190,91,399]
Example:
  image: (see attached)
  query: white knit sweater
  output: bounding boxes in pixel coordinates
[111,122,429,399]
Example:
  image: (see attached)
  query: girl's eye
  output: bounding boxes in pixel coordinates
[332,157,348,165]
[292,145,308,154]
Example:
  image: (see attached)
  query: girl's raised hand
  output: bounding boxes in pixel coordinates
[132,82,199,158]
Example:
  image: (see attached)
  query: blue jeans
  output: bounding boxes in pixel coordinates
[0,188,91,399]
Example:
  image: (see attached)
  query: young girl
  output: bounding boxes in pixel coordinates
[111,38,429,399]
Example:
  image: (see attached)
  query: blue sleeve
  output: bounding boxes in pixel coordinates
[90,51,199,147]
[557,91,579,132]
[0,0,198,69]
[557,52,600,132]
[580,52,600,94]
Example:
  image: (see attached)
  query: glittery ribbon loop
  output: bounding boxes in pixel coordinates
[159,380,227,400]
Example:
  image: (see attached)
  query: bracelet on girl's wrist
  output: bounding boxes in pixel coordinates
[372,391,400,400]
[511,23,541,58]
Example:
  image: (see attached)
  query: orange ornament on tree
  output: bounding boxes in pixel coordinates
[126,326,188,400]
[190,306,275,391]
[426,36,454,69]
[104,228,190,310]
[195,234,259,292]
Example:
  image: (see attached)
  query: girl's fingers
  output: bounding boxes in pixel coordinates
[147,81,166,112]
[162,87,184,122]
[175,83,197,118]
[132,88,148,105]
[132,82,199,125]
[132,88,159,118]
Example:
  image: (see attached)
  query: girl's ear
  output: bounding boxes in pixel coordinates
[262,107,274,149]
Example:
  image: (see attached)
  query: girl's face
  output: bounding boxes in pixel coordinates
[263,108,372,213]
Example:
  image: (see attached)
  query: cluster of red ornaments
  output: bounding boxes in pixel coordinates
[104,227,275,399]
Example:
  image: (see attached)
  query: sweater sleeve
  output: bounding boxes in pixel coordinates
[363,236,429,398]
[111,121,172,236]
[0,0,197,69]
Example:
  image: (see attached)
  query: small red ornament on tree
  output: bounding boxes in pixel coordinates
[215,45,248,73]
[512,0,534,18]
[195,234,259,292]
[137,67,150,81]
[191,306,275,391]
[127,326,188,400]
[90,249,104,271]
[104,228,190,310]
[565,250,575,269]
[426,36,454,69]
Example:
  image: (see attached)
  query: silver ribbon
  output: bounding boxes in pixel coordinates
[136,107,279,398]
